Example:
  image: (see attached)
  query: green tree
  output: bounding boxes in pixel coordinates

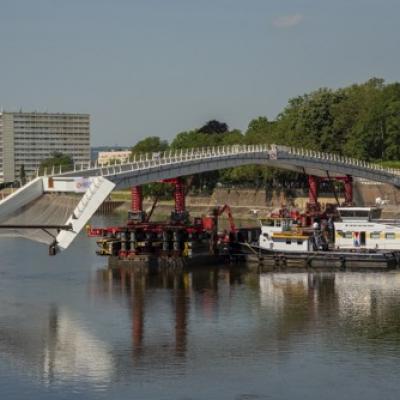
[171,130,222,149]
[131,136,168,155]
[340,78,387,160]
[274,88,346,152]
[378,82,400,161]
[198,120,229,134]
[39,152,73,174]
[245,116,276,144]
[19,164,26,185]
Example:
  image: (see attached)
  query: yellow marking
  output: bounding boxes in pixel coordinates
[272,233,308,240]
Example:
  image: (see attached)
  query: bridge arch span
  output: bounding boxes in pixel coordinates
[55,144,400,189]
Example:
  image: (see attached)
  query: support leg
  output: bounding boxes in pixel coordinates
[344,175,353,205]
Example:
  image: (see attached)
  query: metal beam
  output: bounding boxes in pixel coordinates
[0,224,73,230]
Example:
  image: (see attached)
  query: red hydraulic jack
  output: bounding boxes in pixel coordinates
[307,174,354,208]
[302,175,330,226]
[328,175,353,206]
[306,175,321,214]
[338,175,353,206]
[128,177,189,224]
[131,186,143,212]
[302,174,354,226]
[129,186,146,222]
[163,177,189,223]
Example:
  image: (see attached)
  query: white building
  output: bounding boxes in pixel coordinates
[0,111,90,182]
[97,150,131,165]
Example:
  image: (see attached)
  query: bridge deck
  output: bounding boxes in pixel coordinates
[0,194,79,245]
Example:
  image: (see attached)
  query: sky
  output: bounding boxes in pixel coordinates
[0,0,399,146]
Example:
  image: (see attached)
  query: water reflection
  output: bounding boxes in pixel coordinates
[43,306,113,386]
[94,267,400,362]
[96,268,198,361]
[2,265,400,397]
[0,305,113,387]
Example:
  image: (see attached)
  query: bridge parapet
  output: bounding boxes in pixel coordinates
[40,144,271,177]
[30,143,400,188]
[283,146,400,176]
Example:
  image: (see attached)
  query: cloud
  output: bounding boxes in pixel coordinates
[273,14,303,28]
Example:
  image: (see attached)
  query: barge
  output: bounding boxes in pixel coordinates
[241,207,400,270]
[87,178,259,271]
[240,246,398,270]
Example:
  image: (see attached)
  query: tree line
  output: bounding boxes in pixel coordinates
[131,78,400,191]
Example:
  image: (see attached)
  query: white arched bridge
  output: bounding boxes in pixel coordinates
[51,144,400,188]
[1,144,399,252]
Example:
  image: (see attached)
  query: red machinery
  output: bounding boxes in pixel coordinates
[268,173,354,228]
[87,171,353,260]
[87,178,239,259]
[202,204,237,232]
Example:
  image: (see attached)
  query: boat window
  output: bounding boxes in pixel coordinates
[370,232,381,239]
[297,240,303,245]
[345,232,353,239]
[385,232,396,240]
[282,220,291,231]
[336,230,345,238]
[286,239,291,244]
[370,209,382,220]
[261,219,274,227]
[339,210,370,220]
[263,233,269,238]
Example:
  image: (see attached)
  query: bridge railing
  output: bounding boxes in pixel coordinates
[285,146,400,176]
[36,144,271,177]
[34,143,400,179]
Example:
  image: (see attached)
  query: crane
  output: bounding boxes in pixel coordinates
[212,204,237,232]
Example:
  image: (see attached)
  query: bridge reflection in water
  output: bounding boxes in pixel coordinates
[94,267,400,367]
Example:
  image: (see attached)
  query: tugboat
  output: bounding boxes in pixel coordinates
[245,207,399,270]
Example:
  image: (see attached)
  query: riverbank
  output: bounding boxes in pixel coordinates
[107,180,400,219]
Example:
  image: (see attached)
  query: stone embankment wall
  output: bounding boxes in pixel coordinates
[111,180,400,218]
[188,181,400,209]
[353,181,400,206]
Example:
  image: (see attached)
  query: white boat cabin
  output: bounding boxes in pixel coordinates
[259,218,311,252]
[334,207,400,250]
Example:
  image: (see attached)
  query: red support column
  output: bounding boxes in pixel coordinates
[344,175,353,205]
[131,186,143,212]
[174,178,185,213]
[308,175,319,205]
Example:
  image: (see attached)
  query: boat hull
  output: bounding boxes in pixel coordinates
[239,245,398,270]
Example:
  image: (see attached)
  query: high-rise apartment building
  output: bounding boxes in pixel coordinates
[0,112,90,181]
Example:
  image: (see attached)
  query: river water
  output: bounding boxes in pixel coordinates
[1,215,400,399]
